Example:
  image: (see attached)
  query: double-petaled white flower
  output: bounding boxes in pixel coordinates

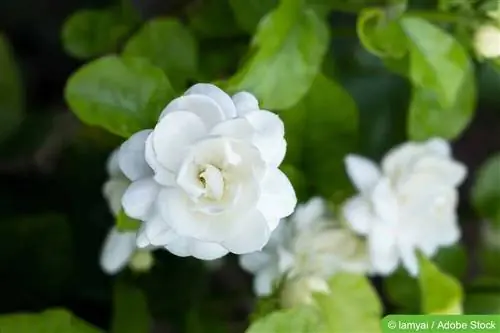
[342,138,467,277]
[474,24,500,59]
[100,150,154,275]
[239,197,369,298]
[119,84,296,260]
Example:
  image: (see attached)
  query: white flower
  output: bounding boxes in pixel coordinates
[119,84,297,260]
[100,151,154,275]
[280,275,330,308]
[102,149,130,216]
[342,138,467,277]
[239,197,370,296]
[474,25,500,59]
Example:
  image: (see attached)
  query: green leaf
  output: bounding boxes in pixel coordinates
[65,55,175,138]
[246,306,323,333]
[112,281,149,333]
[465,293,500,314]
[123,18,198,90]
[188,0,242,38]
[227,0,329,110]
[229,0,278,33]
[384,245,467,312]
[0,33,24,144]
[61,9,133,59]
[0,308,102,332]
[116,209,141,232]
[282,74,358,197]
[418,254,464,314]
[315,273,382,333]
[471,153,500,226]
[400,17,476,140]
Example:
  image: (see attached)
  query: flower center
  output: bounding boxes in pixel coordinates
[198,164,225,201]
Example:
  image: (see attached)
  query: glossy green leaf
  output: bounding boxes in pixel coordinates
[418,254,463,314]
[0,308,102,332]
[123,18,198,90]
[400,17,476,140]
[228,0,329,110]
[229,0,278,33]
[65,55,174,138]
[188,0,242,38]
[246,306,323,333]
[116,209,141,232]
[62,9,133,59]
[471,153,500,226]
[384,245,467,312]
[282,74,358,197]
[465,293,500,314]
[0,33,24,144]
[315,273,382,333]
[112,281,149,333]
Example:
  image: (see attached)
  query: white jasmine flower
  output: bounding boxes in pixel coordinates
[280,275,330,308]
[120,84,297,260]
[474,25,500,59]
[342,138,467,277]
[100,150,154,275]
[239,197,370,296]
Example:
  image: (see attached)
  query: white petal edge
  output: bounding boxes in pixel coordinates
[100,227,136,275]
[232,91,259,116]
[121,178,160,220]
[118,130,153,182]
[222,210,271,254]
[345,154,381,193]
[185,83,237,119]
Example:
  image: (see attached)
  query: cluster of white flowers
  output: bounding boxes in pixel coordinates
[239,197,370,307]
[99,83,467,305]
[100,150,154,275]
[99,83,297,274]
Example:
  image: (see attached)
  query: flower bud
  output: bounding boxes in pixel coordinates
[128,250,154,273]
[280,275,330,308]
[474,25,500,59]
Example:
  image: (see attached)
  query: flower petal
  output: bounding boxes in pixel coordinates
[400,244,419,277]
[371,178,399,226]
[153,111,207,173]
[232,91,259,116]
[188,240,229,260]
[424,138,451,157]
[239,252,272,273]
[103,179,130,216]
[145,132,176,186]
[210,118,254,140]
[291,197,326,231]
[100,227,136,275]
[144,212,176,246]
[257,168,297,230]
[122,178,160,220]
[159,94,226,129]
[254,266,279,296]
[369,224,399,276]
[221,210,271,254]
[164,235,190,257]
[106,149,122,177]
[414,157,467,187]
[136,223,151,248]
[345,154,381,193]
[342,196,372,234]
[118,130,153,181]
[185,83,237,118]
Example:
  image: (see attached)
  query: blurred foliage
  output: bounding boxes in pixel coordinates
[0,0,500,332]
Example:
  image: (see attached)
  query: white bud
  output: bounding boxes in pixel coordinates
[474,25,500,59]
[128,250,154,273]
[280,275,330,309]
